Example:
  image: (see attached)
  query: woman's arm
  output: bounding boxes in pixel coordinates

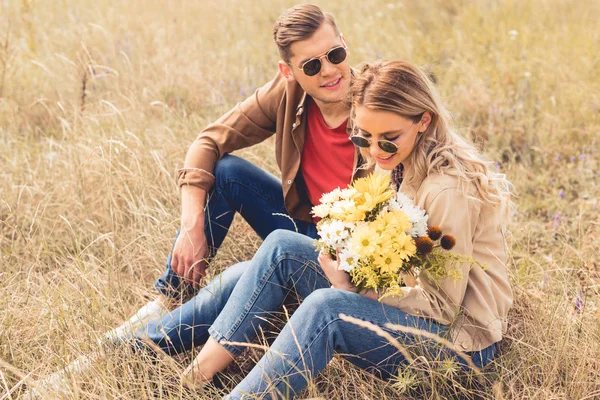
[379,186,481,324]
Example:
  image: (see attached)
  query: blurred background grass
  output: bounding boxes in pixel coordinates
[0,0,599,398]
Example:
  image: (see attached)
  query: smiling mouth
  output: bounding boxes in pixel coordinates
[377,154,394,160]
[321,78,341,87]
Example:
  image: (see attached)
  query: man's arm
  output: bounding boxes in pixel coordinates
[172,72,289,287]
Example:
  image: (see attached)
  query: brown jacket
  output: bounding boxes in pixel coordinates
[177,71,365,223]
[380,167,513,352]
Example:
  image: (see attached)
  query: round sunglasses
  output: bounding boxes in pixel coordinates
[295,46,348,76]
[349,135,399,154]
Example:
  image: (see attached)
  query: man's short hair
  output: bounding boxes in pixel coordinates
[273,4,340,62]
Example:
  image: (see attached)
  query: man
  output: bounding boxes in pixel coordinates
[111,4,366,337]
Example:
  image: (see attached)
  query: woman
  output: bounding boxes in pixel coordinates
[171,60,513,398]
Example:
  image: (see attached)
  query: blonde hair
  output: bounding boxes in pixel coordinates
[273,4,339,62]
[349,60,512,221]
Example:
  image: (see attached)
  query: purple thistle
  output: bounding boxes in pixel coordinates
[550,177,556,184]
[570,156,576,162]
[579,154,585,160]
[556,154,562,161]
[574,288,584,313]
[558,189,565,199]
[553,213,560,229]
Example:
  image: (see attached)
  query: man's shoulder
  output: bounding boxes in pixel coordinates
[260,70,304,102]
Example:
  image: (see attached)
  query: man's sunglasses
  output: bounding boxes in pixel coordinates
[295,46,348,77]
[350,135,399,154]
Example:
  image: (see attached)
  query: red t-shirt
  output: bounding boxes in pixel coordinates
[301,98,355,209]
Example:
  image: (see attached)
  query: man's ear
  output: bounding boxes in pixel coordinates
[340,34,349,55]
[278,60,296,82]
[419,112,432,133]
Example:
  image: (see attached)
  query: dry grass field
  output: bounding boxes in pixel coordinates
[1,0,599,398]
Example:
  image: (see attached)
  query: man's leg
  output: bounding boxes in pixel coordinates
[112,156,317,337]
[154,155,317,305]
[126,261,249,355]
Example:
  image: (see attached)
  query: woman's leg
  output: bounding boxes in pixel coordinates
[226,288,455,399]
[188,230,331,383]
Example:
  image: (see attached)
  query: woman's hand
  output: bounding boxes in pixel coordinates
[317,251,355,292]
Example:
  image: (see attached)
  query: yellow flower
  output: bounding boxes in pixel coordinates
[384,210,412,233]
[393,232,417,260]
[352,172,395,213]
[370,217,387,234]
[373,251,403,274]
[350,224,379,258]
[341,207,367,222]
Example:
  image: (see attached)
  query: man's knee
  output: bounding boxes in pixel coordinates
[213,155,246,185]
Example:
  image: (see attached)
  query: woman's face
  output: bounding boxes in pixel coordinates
[353,106,425,170]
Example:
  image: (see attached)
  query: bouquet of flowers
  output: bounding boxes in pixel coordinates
[312,172,464,298]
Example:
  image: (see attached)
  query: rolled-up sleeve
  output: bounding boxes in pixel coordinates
[177,72,285,189]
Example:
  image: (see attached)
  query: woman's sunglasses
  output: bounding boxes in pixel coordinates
[350,135,399,154]
[296,46,348,76]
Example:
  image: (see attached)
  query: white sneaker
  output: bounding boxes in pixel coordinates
[24,354,96,399]
[103,301,169,341]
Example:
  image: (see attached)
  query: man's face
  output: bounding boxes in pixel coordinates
[282,23,351,105]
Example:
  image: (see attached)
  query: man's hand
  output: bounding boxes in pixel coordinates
[172,185,209,288]
[171,225,209,288]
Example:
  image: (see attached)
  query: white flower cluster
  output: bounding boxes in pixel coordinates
[312,187,357,219]
[388,191,429,237]
[314,187,357,251]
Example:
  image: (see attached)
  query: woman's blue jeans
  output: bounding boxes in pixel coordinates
[153,155,317,301]
[137,230,497,399]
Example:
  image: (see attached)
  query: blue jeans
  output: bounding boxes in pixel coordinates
[154,155,318,301]
[202,230,498,399]
[135,230,496,398]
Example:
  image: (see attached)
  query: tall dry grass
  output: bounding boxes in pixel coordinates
[1,0,599,398]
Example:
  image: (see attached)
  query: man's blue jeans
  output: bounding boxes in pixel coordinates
[138,230,497,399]
[153,155,318,301]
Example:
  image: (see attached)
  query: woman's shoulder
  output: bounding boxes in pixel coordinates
[418,171,477,200]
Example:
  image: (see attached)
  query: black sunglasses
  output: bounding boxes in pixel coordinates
[350,135,399,154]
[295,46,348,77]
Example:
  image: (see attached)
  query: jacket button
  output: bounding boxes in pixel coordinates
[292,123,297,128]
[287,180,292,185]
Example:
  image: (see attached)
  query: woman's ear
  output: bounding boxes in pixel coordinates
[419,112,432,133]
[278,61,296,82]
